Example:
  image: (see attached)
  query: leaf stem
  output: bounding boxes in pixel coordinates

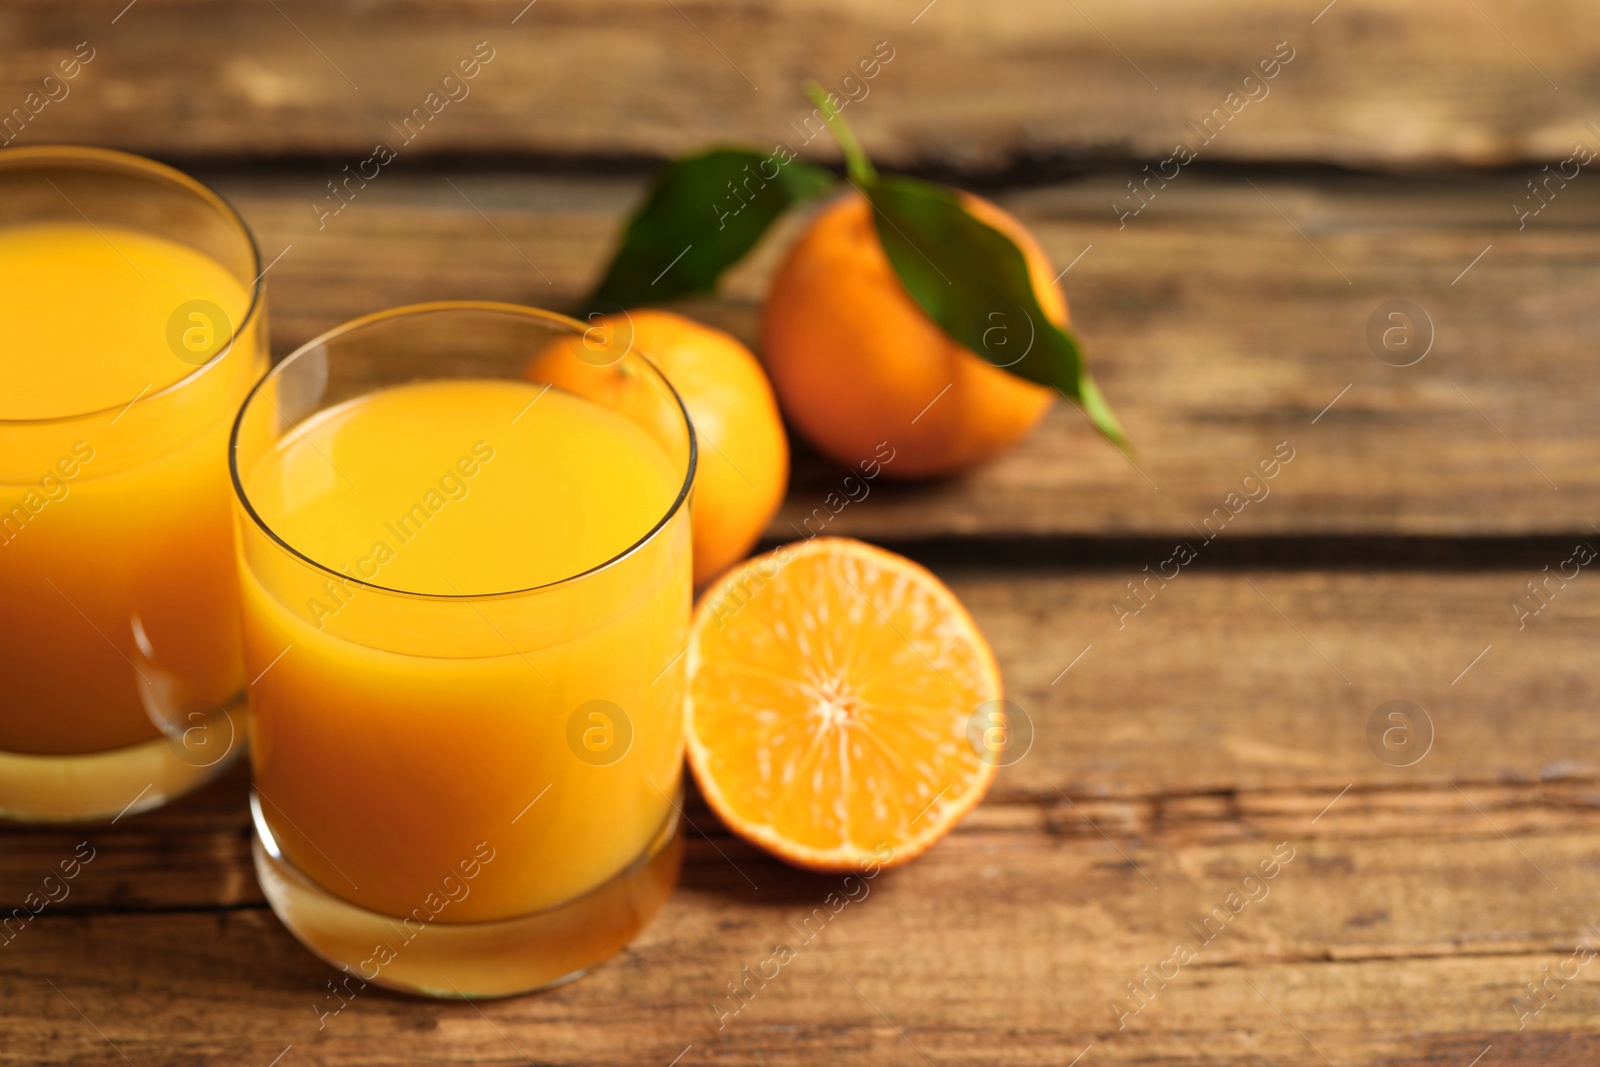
[804,81,877,186]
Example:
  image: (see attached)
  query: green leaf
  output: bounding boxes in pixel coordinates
[866,176,1130,453]
[798,91,1130,454]
[583,148,834,315]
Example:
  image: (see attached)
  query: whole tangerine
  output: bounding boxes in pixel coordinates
[527,309,789,588]
[760,191,1063,479]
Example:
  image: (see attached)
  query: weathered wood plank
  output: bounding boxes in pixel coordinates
[4,567,1595,910]
[3,821,1597,1065]
[2,569,1595,1062]
[3,1,1596,168]
[977,567,1600,799]
[202,168,1600,539]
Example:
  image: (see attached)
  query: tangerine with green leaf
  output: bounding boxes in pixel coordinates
[760,189,1065,478]
[577,86,1124,478]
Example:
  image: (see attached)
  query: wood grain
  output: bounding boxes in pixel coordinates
[202,167,1600,540]
[3,793,1596,1064]
[2,569,1595,1064]
[3,1,1596,168]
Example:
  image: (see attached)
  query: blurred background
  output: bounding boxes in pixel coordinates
[7,3,1600,1065]
[6,0,1595,542]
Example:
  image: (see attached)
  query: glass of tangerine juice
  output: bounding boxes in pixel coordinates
[0,146,268,821]
[231,302,695,997]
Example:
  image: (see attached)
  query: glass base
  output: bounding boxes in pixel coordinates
[251,790,684,998]
[0,703,245,822]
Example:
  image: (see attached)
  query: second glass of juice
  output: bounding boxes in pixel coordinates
[0,147,267,821]
[231,302,695,997]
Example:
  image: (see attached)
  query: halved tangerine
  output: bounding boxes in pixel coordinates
[686,537,1002,871]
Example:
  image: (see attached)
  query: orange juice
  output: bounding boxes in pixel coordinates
[238,378,690,923]
[0,218,263,817]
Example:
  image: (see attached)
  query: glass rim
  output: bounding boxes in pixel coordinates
[0,144,266,427]
[228,300,700,603]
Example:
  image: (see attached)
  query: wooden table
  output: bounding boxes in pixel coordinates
[5,2,1599,1063]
